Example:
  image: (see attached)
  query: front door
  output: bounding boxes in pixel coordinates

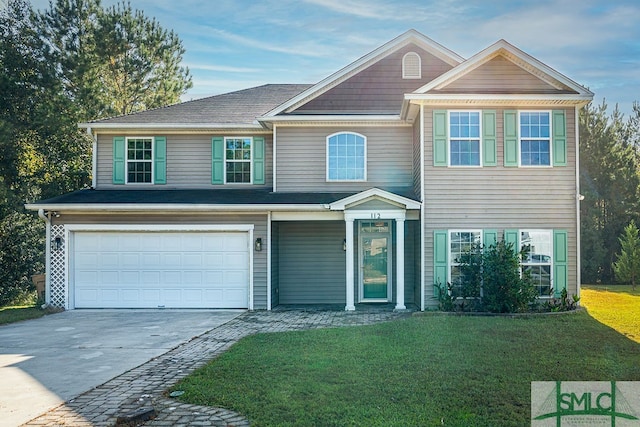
[360,221,392,301]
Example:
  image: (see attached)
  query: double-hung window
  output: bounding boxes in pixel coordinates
[520,230,553,296]
[326,132,366,181]
[520,111,551,166]
[225,137,252,183]
[449,230,482,294]
[449,111,481,166]
[126,137,153,183]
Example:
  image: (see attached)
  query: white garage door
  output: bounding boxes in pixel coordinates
[72,231,250,308]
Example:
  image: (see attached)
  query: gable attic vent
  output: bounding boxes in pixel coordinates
[402,52,421,79]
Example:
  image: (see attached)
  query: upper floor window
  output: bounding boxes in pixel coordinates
[225,137,252,183]
[326,132,366,181]
[127,137,153,183]
[449,111,481,166]
[520,111,550,166]
[402,52,421,79]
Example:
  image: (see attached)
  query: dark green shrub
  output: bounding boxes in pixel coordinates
[0,212,44,306]
[481,240,538,313]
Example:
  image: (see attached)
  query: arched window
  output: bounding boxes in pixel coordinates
[402,52,421,79]
[326,132,366,181]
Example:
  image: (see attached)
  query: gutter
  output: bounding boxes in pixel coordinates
[25,203,333,213]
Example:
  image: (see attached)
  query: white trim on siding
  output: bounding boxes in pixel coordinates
[420,104,426,311]
[273,124,278,192]
[575,105,582,301]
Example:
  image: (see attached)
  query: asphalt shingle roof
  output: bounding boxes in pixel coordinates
[87,84,312,125]
[31,188,419,207]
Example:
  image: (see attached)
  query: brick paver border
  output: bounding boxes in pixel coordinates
[23,309,411,426]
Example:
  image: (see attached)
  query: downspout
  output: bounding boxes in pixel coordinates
[420,103,426,311]
[267,211,272,310]
[38,209,51,305]
[87,127,97,188]
[273,124,277,192]
[575,105,582,303]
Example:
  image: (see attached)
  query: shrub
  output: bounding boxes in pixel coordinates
[0,212,44,306]
[481,240,538,313]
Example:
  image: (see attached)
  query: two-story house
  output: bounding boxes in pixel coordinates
[27,30,593,311]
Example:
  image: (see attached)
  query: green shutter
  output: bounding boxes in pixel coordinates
[212,137,224,185]
[433,230,448,296]
[483,229,498,249]
[504,110,519,167]
[433,110,448,166]
[482,110,497,166]
[153,136,166,184]
[504,229,520,252]
[552,110,567,166]
[253,137,265,185]
[553,230,568,297]
[112,136,125,184]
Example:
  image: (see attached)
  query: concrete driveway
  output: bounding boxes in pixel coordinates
[0,309,243,426]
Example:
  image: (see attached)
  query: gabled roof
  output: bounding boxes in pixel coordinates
[261,30,464,119]
[328,188,421,211]
[405,39,593,108]
[79,84,311,130]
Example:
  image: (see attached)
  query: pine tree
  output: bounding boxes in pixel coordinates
[613,221,640,290]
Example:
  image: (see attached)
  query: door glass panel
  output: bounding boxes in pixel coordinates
[363,236,388,299]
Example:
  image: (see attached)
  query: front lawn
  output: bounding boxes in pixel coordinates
[581,284,640,343]
[0,305,45,325]
[172,310,640,426]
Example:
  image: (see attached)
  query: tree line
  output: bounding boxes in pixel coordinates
[0,0,191,304]
[1,0,639,305]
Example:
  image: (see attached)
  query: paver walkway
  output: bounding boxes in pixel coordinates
[23,308,412,426]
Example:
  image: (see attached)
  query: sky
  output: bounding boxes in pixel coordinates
[28,0,640,117]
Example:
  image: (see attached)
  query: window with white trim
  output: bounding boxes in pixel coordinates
[126,137,153,183]
[449,230,482,294]
[520,111,551,166]
[225,137,252,183]
[449,111,481,166]
[402,52,421,79]
[520,230,553,296]
[326,132,366,181]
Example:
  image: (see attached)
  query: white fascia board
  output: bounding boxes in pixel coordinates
[24,203,330,213]
[262,30,464,118]
[259,114,402,122]
[78,122,266,130]
[328,188,421,211]
[405,93,593,106]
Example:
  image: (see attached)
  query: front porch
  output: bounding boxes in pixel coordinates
[269,188,421,311]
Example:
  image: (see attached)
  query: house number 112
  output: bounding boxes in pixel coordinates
[370,213,381,219]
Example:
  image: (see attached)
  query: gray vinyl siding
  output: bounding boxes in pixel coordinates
[55,213,270,309]
[403,220,418,306]
[294,44,454,113]
[271,222,280,307]
[276,221,346,304]
[422,106,578,308]
[437,56,573,94]
[95,133,273,189]
[276,126,414,193]
[412,119,422,200]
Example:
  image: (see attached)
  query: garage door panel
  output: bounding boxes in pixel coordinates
[73,231,249,308]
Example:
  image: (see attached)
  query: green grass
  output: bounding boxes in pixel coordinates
[173,310,640,427]
[582,284,640,343]
[0,305,45,325]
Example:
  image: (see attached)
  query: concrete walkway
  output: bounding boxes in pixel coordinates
[22,308,411,426]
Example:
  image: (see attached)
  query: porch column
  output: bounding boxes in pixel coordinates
[395,218,406,310]
[345,217,355,311]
